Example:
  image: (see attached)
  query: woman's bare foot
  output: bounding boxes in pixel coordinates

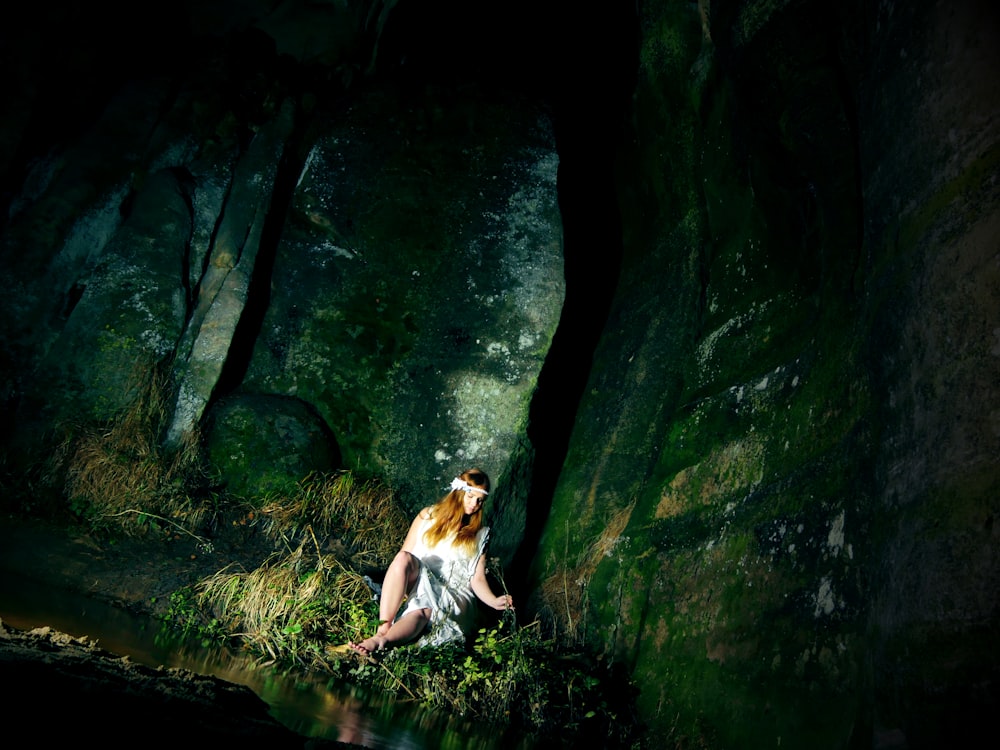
[348,634,387,656]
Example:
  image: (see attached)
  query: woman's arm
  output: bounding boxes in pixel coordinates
[470,553,513,611]
[400,507,432,553]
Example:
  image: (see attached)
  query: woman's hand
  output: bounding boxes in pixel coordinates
[486,593,514,611]
[471,554,513,610]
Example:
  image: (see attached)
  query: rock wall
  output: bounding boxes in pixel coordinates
[0,4,563,562]
[860,0,1000,742]
[529,0,999,747]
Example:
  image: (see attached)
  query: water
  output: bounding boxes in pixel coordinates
[0,571,535,749]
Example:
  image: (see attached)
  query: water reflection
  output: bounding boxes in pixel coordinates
[0,572,534,749]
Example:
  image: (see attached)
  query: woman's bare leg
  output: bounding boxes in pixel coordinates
[378,550,419,624]
[351,608,430,655]
[350,551,428,655]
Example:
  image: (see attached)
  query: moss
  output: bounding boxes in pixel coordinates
[897,141,1000,256]
[622,5,704,248]
[575,388,874,742]
[638,3,698,80]
[658,342,869,510]
[616,523,867,746]
[866,141,1000,313]
[650,506,718,553]
[609,544,863,747]
[553,33,876,729]
[203,394,339,499]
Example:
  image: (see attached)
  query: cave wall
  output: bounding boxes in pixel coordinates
[528,0,999,747]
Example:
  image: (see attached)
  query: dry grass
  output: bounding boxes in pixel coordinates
[184,478,641,742]
[195,532,377,663]
[193,474,411,663]
[538,500,635,645]
[257,470,409,568]
[56,357,412,661]
[63,360,208,535]
[50,362,645,738]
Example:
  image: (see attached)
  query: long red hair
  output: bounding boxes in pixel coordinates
[423,468,491,552]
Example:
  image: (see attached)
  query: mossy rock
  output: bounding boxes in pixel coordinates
[203,392,341,499]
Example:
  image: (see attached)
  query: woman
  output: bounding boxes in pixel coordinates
[348,468,514,655]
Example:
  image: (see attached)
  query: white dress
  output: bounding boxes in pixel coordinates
[395,517,490,648]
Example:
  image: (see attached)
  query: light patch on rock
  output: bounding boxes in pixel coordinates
[298,145,320,188]
[827,511,846,557]
[696,299,776,377]
[814,576,836,617]
[55,185,128,273]
[447,372,510,460]
[655,435,765,516]
[697,314,740,372]
[495,149,564,331]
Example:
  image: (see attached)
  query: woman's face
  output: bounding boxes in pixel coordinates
[462,488,487,515]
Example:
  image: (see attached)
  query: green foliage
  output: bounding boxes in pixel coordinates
[175,523,642,745]
[162,587,228,647]
[334,612,642,745]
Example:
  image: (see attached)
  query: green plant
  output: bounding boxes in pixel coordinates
[338,611,640,744]
[163,587,228,647]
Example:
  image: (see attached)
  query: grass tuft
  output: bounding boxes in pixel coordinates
[62,360,211,537]
[255,470,409,568]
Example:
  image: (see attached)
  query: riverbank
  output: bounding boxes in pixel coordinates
[0,514,360,746]
[0,619,359,746]
[0,514,272,617]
